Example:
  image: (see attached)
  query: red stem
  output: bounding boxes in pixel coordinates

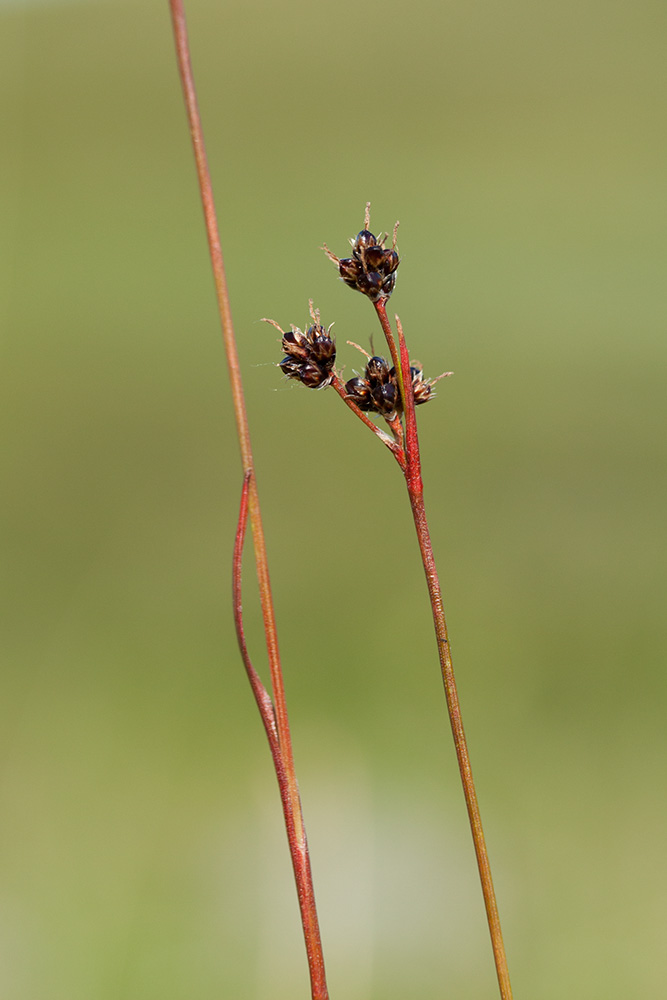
[373,298,404,398]
[377,303,513,1000]
[169,4,328,996]
[395,314,421,489]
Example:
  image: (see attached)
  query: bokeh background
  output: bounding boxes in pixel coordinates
[2,0,666,997]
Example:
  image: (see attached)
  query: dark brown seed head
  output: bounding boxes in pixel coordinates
[331,218,400,301]
[362,356,400,416]
[277,318,336,389]
[346,356,400,417]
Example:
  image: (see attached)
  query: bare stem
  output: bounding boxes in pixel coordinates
[408,491,513,1000]
[169,3,328,996]
[378,305,514,1000]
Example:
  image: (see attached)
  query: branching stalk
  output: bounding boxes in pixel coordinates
[330,375,406,469]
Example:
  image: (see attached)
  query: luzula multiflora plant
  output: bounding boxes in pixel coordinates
[266,205,514,1000]
[170,1,512,992]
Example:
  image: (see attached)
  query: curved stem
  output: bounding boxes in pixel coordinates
[233,473,327,996]
[169,4,328,996]
[233,471,280,756]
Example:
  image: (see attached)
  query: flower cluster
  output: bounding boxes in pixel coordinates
[410,365,441,406]
[345,357,438,418]
[345,356,399,417]
[325,227,400,303]
[277,320,336,389]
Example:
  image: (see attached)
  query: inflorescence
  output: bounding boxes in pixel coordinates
[265,309,336,389]
[345,358,438,418]
[324,224,399,303]
[267,210,450,432]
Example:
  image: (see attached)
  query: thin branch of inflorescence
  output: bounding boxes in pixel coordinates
[330,375,406,468]
[168,3,329,998]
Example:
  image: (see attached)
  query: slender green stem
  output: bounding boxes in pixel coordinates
[169,4,328,996]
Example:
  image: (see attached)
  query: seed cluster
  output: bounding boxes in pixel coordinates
[410,366,439,406]
[345,357,437,418]
[273,213,448,418]
[278,322,336,389]
[336,229,400,302]
[345,356,398,417]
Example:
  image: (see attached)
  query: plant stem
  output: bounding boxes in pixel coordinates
[233,472,281,758]
[169,4,328,996]
[379,302,514,1000]
[408,490,513,1000]
[373,299,404,401]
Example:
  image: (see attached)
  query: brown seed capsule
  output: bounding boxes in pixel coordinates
[308,327,336,368]
[381,272,397,297]
[371,379,399,416]
[352,230,377,256]
[365,356,393,387]
[357,271,384,301]
[382,248,400,274]
[279,355,304,379]
[361,245,387,271]
[410,366,435,405]
[299,362,332,389]
[337,258,361,289]
[344,376,374,410]
[282,327,311,361]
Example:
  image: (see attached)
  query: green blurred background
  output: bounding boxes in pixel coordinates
[2,0,666,996]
